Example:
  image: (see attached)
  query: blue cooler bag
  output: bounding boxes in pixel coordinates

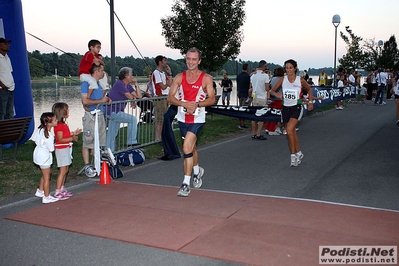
[116,149,146,166]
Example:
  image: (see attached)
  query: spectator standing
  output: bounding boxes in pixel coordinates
[359,83,367,104]
[152,55,172,142]
[236,63,251,128]
[270,59,314,167]
[80,64,110,173]
[106,67,141,152]
[250,60,270,140]
[366,72,374,100]
[52,102,82,200]
[392,74,399,125]
[318,69,328,87]
[266,67,284,135]
[0,38,15,120]
[386,69,393,100]
[32,112,59,203]
[336,75,346,110]
[167,47,215,197]
[220,72,233,106]
[375,69,388,105]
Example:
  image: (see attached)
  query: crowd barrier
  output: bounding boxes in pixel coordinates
[97,96,169,154]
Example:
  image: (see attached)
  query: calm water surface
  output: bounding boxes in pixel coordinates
[31,81,239,131]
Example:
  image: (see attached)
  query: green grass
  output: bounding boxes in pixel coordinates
[0,114,243,201]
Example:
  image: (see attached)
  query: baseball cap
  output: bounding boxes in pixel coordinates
[0,38,12,43]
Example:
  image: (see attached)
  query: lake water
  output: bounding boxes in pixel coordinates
[31,81,239,130]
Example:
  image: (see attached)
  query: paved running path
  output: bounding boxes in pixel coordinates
[1,100,398,265]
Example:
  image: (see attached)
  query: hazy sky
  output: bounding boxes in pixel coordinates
[21,0,397,70]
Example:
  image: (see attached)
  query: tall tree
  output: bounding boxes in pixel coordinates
[339,26,370,71]
[160,0,246,73]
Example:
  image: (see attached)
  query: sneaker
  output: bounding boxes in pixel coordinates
[296,152,304,165]
[268,131,280,136]
[251,135,256,139]
[61,186,73,197]
[275,128,282,134]
[61,188,73,197]
[54,192,70,200]
[282,129,287,135]
[193,167,204,188]
[255,135,267,140]
[177,184,190,197]
[35,188,44,198]
[290,155,298,167]
[42,195,59,204]
[380,101,387,105]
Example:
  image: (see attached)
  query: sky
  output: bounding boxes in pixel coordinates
[20,0,397,70]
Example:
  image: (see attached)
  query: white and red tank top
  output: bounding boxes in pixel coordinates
[282,76,303,107]
[177,71,207,124]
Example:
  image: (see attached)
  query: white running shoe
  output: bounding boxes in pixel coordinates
[193,167,204,188]
[268,131,280,136]
[290,155,298,167]
[42,195,59,204]
[35,188,44,198]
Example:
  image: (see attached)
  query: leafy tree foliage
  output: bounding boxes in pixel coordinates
[160,0,246,73]
[28,57,44,77]
[339,26,399,72]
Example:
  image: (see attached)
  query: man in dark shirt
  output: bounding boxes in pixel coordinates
[220,72,233,106]
[236,63,250,129]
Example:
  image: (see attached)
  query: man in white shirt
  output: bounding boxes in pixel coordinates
[250,60,270,140]
[0,38,15,120]
[375,69,388,105]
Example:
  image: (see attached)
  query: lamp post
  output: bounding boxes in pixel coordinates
[332,14,341,88]
[377,40,383,70]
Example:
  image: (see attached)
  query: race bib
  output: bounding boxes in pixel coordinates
[284,90,298,100]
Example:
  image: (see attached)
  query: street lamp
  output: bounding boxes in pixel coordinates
[377,40,383,70]
[332,14,341,88]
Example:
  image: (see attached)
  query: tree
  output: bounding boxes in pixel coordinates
[339,27,399,72]
[339,26,370,71]
[29,57,44,77]
[160,0,246,73]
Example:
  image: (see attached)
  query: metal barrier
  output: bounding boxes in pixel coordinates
[97,96,168,154]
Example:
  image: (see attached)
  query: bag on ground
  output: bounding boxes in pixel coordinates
[116,149,146,166]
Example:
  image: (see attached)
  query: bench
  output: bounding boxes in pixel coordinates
[0,116,32,163]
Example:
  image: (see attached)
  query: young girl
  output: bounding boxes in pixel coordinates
[32,112,59,204]
[52,102,82,200]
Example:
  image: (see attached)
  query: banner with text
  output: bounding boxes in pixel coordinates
[206,86,357,122]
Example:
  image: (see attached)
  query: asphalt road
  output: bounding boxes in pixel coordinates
[1,100,398,266]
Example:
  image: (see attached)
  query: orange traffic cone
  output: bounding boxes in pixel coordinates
[99,161,112,185]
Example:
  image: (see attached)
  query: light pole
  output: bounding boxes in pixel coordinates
[377,40,383,70]
[332,14,340,88]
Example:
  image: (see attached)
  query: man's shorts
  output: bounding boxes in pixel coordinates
[281,104,303,124]
[82,111,106,149]
[152,97,168,122]
[253,98,266,107]
[239,97,250,107]
[55,147,72,167]
[178,122,204,138]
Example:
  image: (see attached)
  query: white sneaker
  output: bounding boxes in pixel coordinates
[35,188,44,198]
[275,128,282,134]
[290,155,298,167]
[42,195,59,204]
[268,131,280,136]
[381,101,387,105]
[296,152,304,165]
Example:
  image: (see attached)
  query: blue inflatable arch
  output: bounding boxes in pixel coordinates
[0,0,34,145]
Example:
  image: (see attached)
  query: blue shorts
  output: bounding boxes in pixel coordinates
[178,122,204,138]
